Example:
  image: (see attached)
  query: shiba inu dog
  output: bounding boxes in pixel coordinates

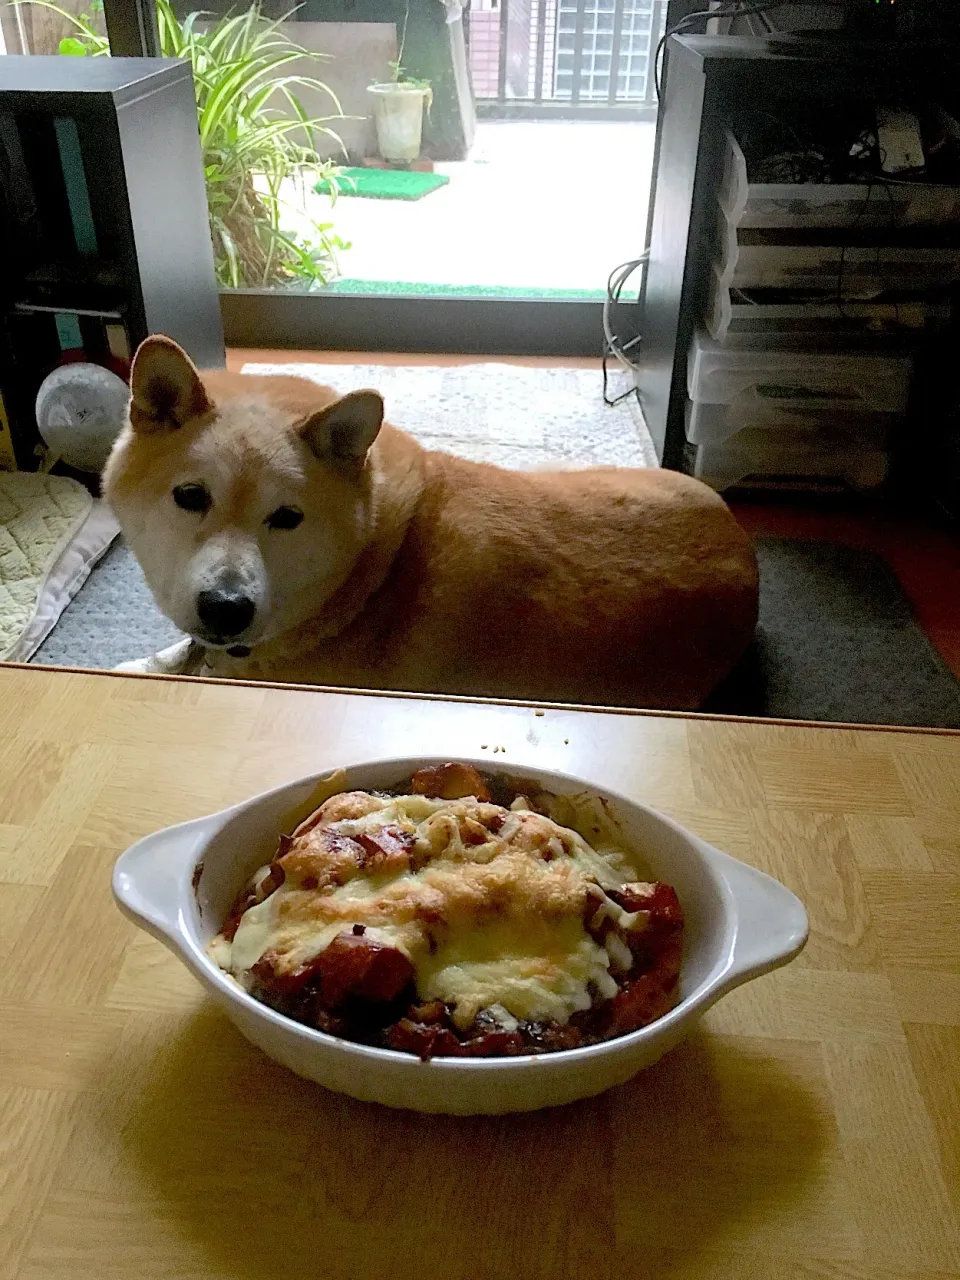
[103,336,758,708]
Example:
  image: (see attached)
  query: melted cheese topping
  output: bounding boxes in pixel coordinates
[212,789,648,1029]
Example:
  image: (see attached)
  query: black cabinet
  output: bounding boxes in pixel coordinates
[0,56,223,468]
[639,34,960,473]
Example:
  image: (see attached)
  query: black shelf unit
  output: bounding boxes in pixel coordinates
[639,33,960,474]
[0,56,223,468]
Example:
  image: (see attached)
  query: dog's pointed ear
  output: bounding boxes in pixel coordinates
[129,335,211,434]
[300,390,384,466]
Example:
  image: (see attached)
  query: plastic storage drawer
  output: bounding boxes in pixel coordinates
[713,205,960,292]
[687,329,912,413]
[685,395,902,448]
[718,129,960,230]
[683,415,890,492]
[705,261,947,343]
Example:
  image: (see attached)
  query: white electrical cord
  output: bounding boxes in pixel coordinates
[603,252,649,374]
[601,253,650,407]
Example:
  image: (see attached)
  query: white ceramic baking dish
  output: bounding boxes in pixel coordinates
[113,756,808,1115]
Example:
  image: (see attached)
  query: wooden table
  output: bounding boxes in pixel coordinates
[1,666,958,1280]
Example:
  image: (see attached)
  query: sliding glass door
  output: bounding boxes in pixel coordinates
[2,0,659,353]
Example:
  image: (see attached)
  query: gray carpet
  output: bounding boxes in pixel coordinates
[33,537,182,670]
[705,539,960,727]
[32,536,960,729]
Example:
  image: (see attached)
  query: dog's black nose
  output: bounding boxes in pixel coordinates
[196,589,255,639]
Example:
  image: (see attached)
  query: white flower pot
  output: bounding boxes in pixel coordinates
[367,83,429,163]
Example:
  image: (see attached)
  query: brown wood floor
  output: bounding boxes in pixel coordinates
[229,349,960,680]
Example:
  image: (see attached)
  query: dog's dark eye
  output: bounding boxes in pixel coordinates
[266,506,304,531]
[172,483,211,514]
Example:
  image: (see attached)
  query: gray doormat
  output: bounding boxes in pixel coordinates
[30,536,960,729]
[706,539,960,727]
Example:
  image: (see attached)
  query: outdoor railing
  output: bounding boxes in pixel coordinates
[467,0,664,119]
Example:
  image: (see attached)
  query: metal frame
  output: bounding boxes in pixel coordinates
[533,0,548,104]
[475,99,655,120]
[221,291,610,357]
[569,0,587,106]
[472,0,665,118]
[103,0,160,57]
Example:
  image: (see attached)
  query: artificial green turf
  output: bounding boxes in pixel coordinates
[316,168,450,201]
[323,278,606,300]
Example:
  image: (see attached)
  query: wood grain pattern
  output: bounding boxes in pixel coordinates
[0,665,958,1280]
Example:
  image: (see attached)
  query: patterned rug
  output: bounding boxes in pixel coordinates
[241,362,656,470]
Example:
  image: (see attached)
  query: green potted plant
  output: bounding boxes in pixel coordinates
[367,1,431,164]
[23,0,349,288]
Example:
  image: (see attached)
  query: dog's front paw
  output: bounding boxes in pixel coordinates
[114,637,199,676]
[114,655,156,674]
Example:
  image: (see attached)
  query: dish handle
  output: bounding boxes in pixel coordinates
[712,848,809,989]
[112,816,216,945]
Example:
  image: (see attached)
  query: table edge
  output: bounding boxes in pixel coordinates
[4,660,959,740]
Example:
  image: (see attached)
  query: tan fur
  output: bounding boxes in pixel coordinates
[104,338,759,709]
